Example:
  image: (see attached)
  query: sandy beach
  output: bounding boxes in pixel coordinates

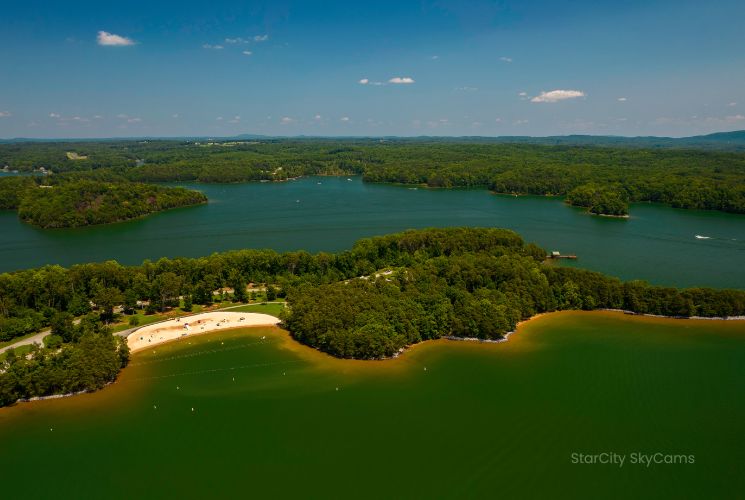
[126,312,280,352]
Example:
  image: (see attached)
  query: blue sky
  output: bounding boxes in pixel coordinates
[1,0,744,138]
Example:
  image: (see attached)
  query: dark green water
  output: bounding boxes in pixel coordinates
[1,177,744,287]
[2,312,743,499]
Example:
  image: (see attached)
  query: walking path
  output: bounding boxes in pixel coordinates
[0,329,50,355]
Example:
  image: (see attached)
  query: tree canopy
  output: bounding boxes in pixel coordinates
[3,139,745,216]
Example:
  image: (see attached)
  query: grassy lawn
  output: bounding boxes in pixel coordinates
[110,313,168,333]
[0,344,34,361]
[108,300,285,332]
[225,302,286,317]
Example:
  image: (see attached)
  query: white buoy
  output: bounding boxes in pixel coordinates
[191,407,194,412]
[424,367,427,371]
[335,387,339,391]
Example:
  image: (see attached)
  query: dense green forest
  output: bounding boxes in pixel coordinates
[3,139,745,216]
[0,328,129,406]
[565,183,629,216]
[0,176,207,228]
[1,228,744,363]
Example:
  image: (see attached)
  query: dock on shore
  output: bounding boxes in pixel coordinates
[548,251,577,260]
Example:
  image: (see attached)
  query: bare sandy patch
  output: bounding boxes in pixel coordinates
[126,312,280,352]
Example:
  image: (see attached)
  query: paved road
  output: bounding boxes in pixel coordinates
[0,329,50,355]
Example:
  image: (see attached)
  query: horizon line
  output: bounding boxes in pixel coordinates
[2,130,744,143]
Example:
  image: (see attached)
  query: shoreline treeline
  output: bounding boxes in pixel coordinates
[1,228,743,352]
[0,176,206,228]
[2,140,745,216]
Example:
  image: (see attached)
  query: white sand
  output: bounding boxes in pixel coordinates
[126,312,280,352]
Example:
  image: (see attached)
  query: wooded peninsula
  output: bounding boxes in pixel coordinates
[2,138,745,224]
[2,227,745,405]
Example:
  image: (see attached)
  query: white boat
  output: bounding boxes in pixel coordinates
[695,235,711,240]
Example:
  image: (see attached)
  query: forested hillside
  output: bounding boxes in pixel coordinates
[3,139,745,216]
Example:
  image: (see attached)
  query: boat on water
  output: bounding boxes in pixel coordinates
[695,235,711,239]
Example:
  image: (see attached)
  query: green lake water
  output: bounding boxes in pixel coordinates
[1,177,744,288]
[1,311,743,499]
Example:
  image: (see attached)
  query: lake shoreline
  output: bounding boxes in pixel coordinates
[5,309,745,409]
[126,311,280,353]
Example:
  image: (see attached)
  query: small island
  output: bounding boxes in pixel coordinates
[565,183,630,217]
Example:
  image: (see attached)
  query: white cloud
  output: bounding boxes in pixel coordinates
[340,116,350,122]
[216,116,223,121]
[49,112,61,118]
[172,114,179,118]
[530,89,585,103]
[0,111,11,117]
[280,117,295,124]
[500,56,512,63]
[242,50,253,56]
[389,77,415,84]
[455,86,478,92]
[127,117,142,123]
[729,102,737,107]
[314,114,322,120]
[617,97,628,102]
[116,114,129,119]
[514,119,529,125]
[725,114,745,122]
[97,31,135,46]
[359,78,369,85]
[254,34,269,42]
[429,55,439,60]
[225,37,248,44]
[229,115,241,123]
[202,44,224,50]
[518,91,527,97]
[93,115,103,119]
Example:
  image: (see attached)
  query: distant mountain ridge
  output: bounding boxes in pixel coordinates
[2,131,745,151]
